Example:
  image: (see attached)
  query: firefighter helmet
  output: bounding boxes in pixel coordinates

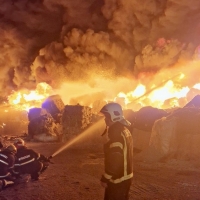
[13,138,25,148]
[100,102,131,126]
[5,144,17,154]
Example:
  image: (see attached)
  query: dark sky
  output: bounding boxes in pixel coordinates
[0,0,200,100]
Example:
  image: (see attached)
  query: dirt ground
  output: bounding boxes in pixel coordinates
[0,117,200,200]
[0,139,200,200]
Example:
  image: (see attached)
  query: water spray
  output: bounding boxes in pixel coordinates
[49,118,104,159]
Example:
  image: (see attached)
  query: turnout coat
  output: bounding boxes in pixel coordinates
[101,122,133,184]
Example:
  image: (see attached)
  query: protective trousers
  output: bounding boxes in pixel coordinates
[104,179,132,200]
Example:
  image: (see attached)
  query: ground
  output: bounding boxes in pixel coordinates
[0,140,200,200]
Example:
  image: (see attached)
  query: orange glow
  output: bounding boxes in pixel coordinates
[116,71,199,110]
[149,81,189,103]
[4,64,200,113]
[131,84,146,97]
[7,82,52,111]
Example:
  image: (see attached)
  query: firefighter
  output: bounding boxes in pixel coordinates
[13,138,49,181]
[100,102,133,200]
[0,144,17,191]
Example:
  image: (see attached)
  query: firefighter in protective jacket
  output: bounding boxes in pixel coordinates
[100,102,133,200]
[13,138,49,181]
[0,145,17,190]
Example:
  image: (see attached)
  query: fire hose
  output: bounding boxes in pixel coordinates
[47,155,54,164]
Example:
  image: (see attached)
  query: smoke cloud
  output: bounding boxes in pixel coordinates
[0,0,200,104]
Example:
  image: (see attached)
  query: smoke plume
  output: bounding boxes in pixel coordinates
[0,0,200,104]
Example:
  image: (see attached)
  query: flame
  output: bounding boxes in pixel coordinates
[116,72,200,110]
[193,83,200,90]
[117,84,146,105]
[6,75,200,113]
[131,84,146,97]
[7,82,52,111]
[149,80,189,103]
[3,65,200,113]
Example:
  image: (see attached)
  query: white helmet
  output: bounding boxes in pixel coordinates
[13,138,25,148]
[100,102,131,126]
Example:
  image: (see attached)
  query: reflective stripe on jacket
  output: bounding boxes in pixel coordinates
[102,122,133,184]
[14,146,40,167]
[0,151,15,177]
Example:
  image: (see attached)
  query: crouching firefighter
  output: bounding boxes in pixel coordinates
[13,138,50,181]
[100,102,133,200]
[0,145,17,191]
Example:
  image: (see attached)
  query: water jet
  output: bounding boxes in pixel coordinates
[50,118,104,158]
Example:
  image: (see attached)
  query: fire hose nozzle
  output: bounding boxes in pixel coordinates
[48,155,53,160]
[47,155,54,164]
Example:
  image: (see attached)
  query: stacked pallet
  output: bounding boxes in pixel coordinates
[62,105,92,138]
[42,95,65,123]
[28,108,48,121]
[28,107,61,141]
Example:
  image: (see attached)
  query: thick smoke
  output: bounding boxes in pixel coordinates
[0,0,200,104]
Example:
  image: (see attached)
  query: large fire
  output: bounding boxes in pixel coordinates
[4,57,200,113]
[5,70,200,113]
[7,82,53,111]
[117,73,189,109]
[118,72,200,110]
[0,67,199,140]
